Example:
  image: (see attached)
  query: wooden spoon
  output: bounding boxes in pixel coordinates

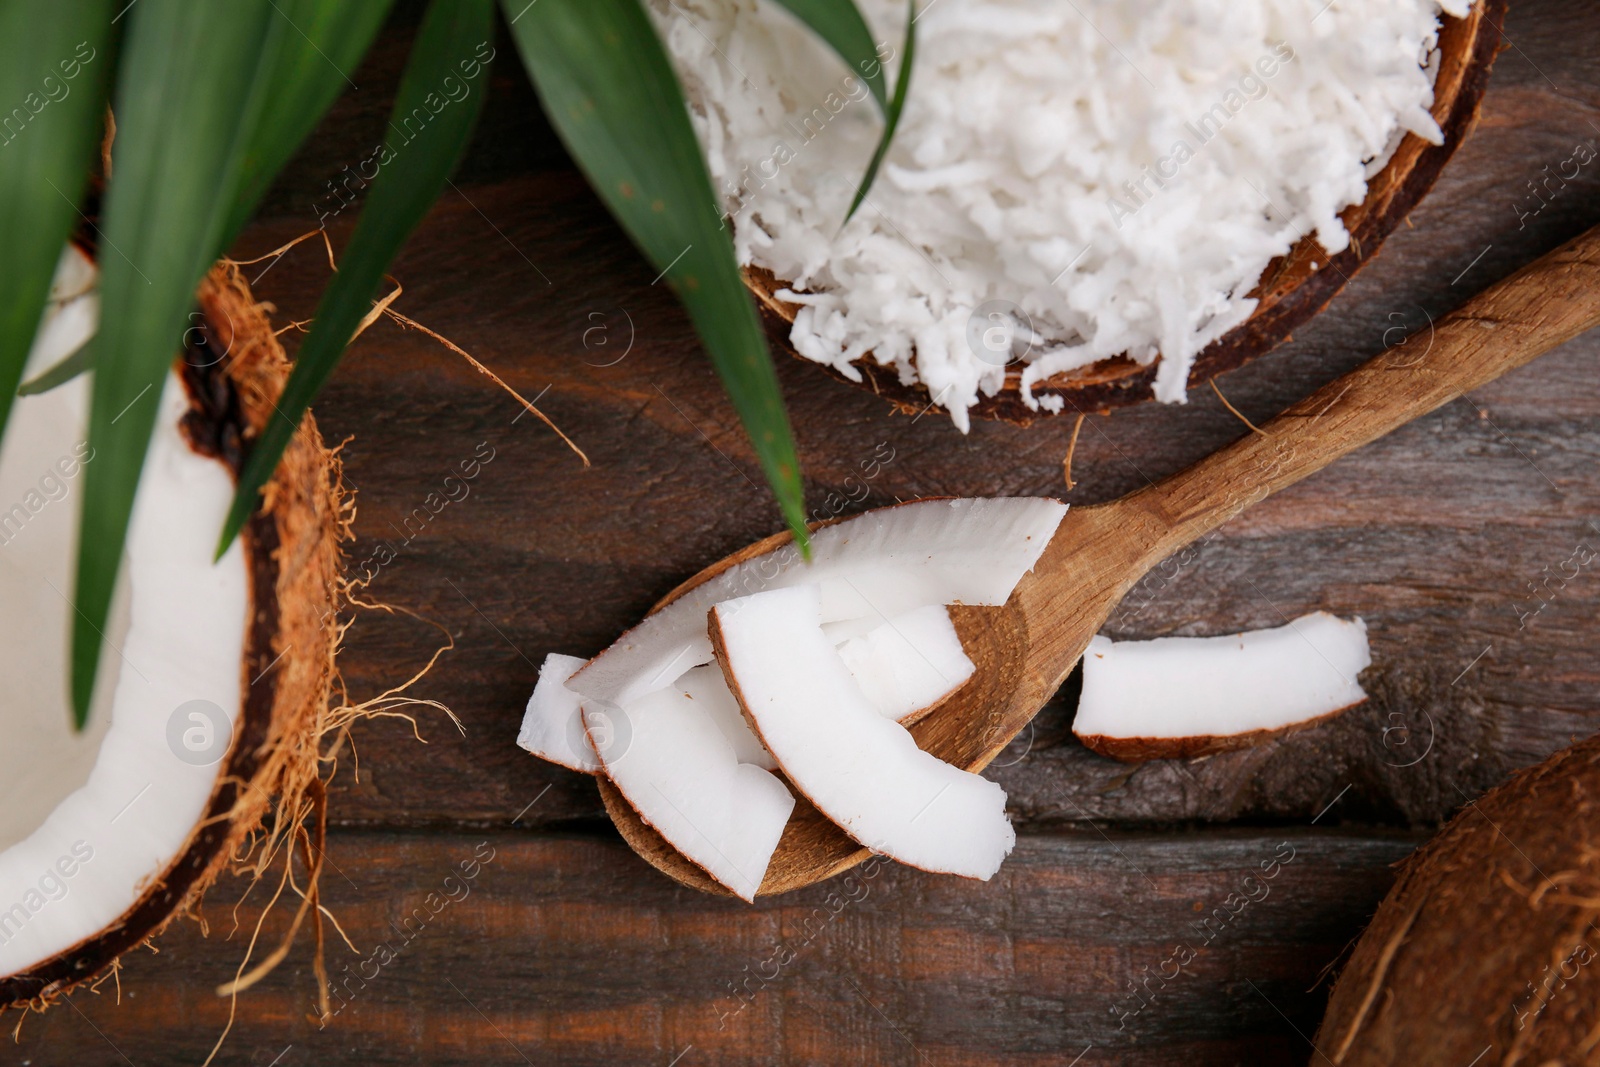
[600,224,1600,897]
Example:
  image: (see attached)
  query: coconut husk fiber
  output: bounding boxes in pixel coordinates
[1317,732,1600,1065]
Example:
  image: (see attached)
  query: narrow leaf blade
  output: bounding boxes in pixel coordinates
[18,337,95,396]
[72,0,276,727]
[221,0,398,244]
[845,0,916,222]
[218,0,497,556]
[0,2,112,444]
[506,0,809,551]
[768,0,887,111]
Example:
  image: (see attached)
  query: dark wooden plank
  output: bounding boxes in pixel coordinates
[9,828,1418,1066]
[223,0,1600,832]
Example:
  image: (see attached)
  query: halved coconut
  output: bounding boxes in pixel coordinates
[837,604,974,724]
[0,254,344,1010]
[567,497,1066,709]
[583,686,794,901]
[1073,612,1371,761]
[710,584,1014,881]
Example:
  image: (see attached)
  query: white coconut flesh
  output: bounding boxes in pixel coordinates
[567,497,1065,710]
[520,657,776,773]
[584,685,794,901]
[1073,612,1371,749]
[711,584,1015,881]
[837,604,974,722]
[0,249,248,976]
[517,653,602,773]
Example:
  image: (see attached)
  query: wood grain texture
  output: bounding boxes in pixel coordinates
[9,0,1596,1062]
[8,828,1417,1066]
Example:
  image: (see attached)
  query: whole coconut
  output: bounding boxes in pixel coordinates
[1317,733,1600,1064]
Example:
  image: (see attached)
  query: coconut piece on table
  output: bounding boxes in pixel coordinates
[568,497,1065,709]
[519,657,776,774]
[837,604,974,724]
[710,584,1014,881]
[1073,612,1371,761]
[584,686,793,901]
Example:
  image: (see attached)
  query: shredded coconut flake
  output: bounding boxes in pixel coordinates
[656,0,1464,427]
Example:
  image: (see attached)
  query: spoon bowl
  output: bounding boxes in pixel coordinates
[603,224,1600,895]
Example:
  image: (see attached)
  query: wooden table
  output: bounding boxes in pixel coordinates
[16,2,1600,1063]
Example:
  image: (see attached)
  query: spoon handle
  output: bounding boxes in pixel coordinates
[1122,224,1600,560]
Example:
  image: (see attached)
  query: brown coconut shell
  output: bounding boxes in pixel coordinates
[1315,731,1600,1065]
[1075,697,1367,762]
[744,0,1506,422]
[0,261,347,1011]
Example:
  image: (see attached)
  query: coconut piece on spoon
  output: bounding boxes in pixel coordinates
[519,602,973,776]
[519,656,776,773]
[678,663,777,770]
[567,497,1066,709]
[837,604,974,724]
[1073,612,1371,761]
[517,654,601,773]
[583,686,793,901]
[710,585,1014,880]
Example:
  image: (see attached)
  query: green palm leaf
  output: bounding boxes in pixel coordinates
[71,0,280,727]
[845,0,916,222]
[17,337,96,396]
[505,0,810,553]
[769,0,888,111]
[0,1,112,447]
[218,0,496,557]
[220,0,398,246]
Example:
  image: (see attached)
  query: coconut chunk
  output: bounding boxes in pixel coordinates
[569,497,1065,708]
[585,688,793,900]
[519,657,775,774]
[837,605,974,723]
[517,654,602,773]
[711,585,1014,880]
[1073,612,1371,761]
[678,664,776,770]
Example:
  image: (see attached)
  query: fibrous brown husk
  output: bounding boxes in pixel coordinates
[0,261,348,1017]
[1316,731,1600,1065]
